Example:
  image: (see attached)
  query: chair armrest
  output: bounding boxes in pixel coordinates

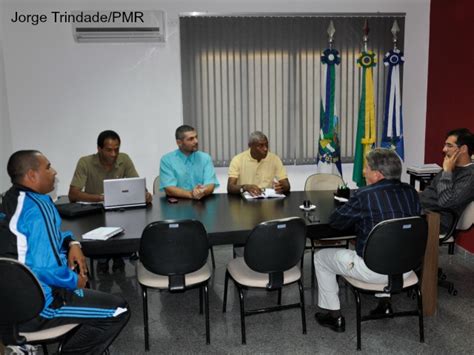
[423,207,459,243]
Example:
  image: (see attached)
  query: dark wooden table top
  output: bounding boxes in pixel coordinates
[61,190,351,256]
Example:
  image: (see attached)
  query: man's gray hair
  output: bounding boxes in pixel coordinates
[248,131,267,145]
[365,148,402,180]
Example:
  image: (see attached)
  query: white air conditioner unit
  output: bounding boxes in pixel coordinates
[72,10,166,43]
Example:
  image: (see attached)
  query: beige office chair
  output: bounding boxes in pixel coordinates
[303,173,356,285]
[438,201,474,295]
[153,175,216,268]
[137,220,211,350]
[223,217,307,344]
[439,201,474,253]
[0,258,79,354]
[304,173,344,191]
[152,176,161,195]
[343,217,428,350]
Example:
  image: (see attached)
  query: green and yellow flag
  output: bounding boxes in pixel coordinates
[353,50,376,187]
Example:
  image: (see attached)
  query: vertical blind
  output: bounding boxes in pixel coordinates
[180,15,405,166]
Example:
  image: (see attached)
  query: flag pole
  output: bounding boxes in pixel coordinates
[392,19,400,50]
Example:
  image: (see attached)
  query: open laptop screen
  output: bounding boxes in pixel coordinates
[103,177,146,210]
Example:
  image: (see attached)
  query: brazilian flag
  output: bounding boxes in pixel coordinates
[353,50,377,187]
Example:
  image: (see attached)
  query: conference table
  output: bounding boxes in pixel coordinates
[60,190,440,316]
[61,190,351,256]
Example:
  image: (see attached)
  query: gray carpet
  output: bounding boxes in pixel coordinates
[46,245,474,354]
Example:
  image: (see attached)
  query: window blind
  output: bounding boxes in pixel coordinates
[180,15,405,166]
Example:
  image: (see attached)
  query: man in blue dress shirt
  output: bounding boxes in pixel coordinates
[313,148,421,332]
[159,125,219,199]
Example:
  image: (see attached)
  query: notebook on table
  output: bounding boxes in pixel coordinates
[82,226,124,241]
[103,177,146,210]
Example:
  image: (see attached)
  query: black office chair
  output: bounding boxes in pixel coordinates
[0,258,78,354]
[136,220,211,351]
[157,178,216,269]
[223,217,307,344]
[437,201,474,295]
[342,216,428,350]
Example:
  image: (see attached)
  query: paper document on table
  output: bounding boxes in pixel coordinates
[82,227,124,240]
[242,188,286,200]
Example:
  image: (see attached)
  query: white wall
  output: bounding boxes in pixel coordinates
[0,0,430,194]
[0,4,12,192]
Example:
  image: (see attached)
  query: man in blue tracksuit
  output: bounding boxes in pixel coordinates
[0,150,130,354]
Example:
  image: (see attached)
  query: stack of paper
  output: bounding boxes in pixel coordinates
[243,188,286,200]
[407,164,442,174]
[82,227,124,240]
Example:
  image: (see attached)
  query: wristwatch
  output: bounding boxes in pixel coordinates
[69,241,82,249]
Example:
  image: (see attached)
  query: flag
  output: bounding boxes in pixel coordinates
[382,49,405,159]
[353,50,377,187]
[316,48,342,176]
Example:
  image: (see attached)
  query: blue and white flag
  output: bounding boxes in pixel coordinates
[382,49,405,159]
[317,48,342,176]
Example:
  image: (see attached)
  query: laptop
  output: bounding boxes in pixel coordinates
[103,177,146,210]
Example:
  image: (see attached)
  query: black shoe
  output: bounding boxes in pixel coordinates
[315,312,345,333]
[370,300,393,317]
[112,257,125,273]
[97,261,109,274]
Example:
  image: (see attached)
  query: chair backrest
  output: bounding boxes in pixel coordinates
[153,176,160,195]
[0,258,45,344]
[244,217,306,288]
[304,173,344,191]
[457,201,474,231]
[363,217,428,293]
[139,220,209,289]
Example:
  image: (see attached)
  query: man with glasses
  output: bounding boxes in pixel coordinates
[420,128,474,233]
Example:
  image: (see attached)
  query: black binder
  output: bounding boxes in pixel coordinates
[55,202,103,218]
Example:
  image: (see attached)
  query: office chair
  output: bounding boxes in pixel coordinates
[155,175,216,269]
[304,173,344,191]
[438,201,474,295]
[342,217,428,350]
[0,258,78,355]
[303,173,356,285]
[152,175,161,195]
[223,217,307,344]
[136,220,211,351]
